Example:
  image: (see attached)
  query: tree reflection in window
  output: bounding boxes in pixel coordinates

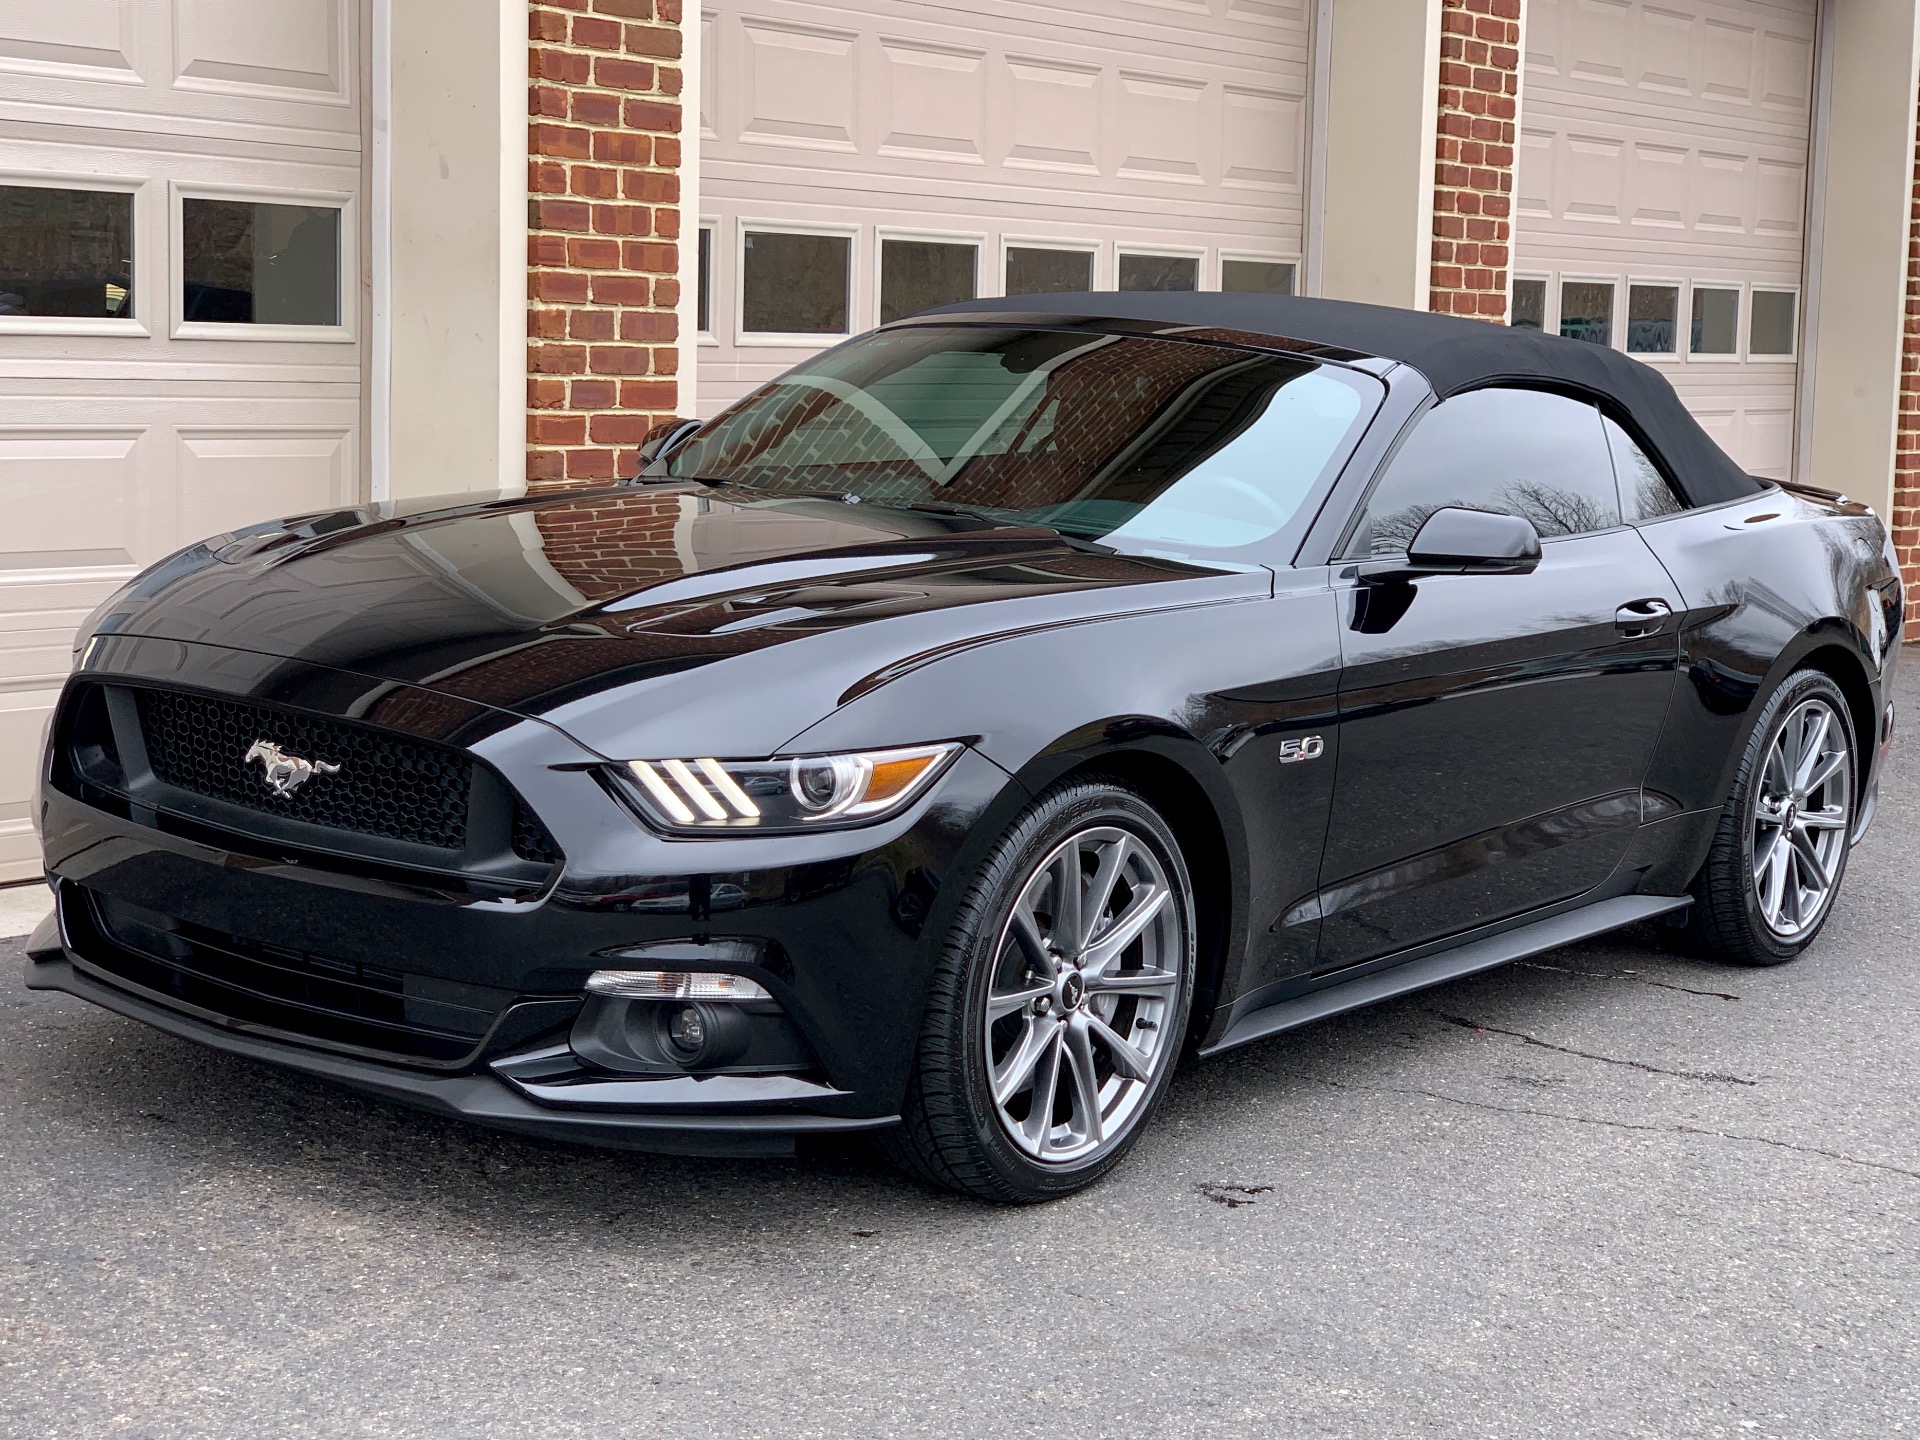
[1350,388,1625,557]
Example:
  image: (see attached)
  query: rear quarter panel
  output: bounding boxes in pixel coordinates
[1634,487,1898,831]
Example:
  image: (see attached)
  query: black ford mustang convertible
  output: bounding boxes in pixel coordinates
[27,294,1902,1202]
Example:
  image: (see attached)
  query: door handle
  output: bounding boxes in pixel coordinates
[1615,598,1673,636]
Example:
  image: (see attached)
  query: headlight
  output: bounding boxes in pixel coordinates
[620,743,962,835]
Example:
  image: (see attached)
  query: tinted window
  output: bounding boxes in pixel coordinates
[1690,286,1738,355]
[665,326,1382,560]
[742,230,849,334]
[880,238,977,324]
[182,199,340,326]
[1222,259,1295,296]
[1348,388,1622,556]
[0,185,134,319]
[1509,279,1545,331]
[1118,254,1198,292]
[1603,416,1688,520]
[1005,247,1092,296]
[1627,284,1678,354]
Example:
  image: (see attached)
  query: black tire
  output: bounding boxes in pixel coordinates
[885,778,1197,1203]
[1687,668,1857,966]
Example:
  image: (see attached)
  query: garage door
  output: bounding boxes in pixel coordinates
[0,1,364,881]
[695,0,1312,412]
[1513,0,1815,480]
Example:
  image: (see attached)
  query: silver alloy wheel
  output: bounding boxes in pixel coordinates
[982,825,1185,1165]
[1751,695,1853,940]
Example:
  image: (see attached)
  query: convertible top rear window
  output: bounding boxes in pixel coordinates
[664,326,1383,560]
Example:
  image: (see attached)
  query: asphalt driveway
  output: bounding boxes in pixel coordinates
[3,668,1916,1439]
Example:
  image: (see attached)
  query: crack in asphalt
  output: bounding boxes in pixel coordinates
[1309,1077,1920,1184]
[1437,1013,1760,1085]
[1514,960,1741,1001]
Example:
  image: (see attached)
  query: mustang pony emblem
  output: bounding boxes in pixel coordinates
[243,739,341,797]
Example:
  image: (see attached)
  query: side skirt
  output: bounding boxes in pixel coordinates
[1200,893,1692,1057]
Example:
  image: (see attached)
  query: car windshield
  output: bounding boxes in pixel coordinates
[661,325,1383,561]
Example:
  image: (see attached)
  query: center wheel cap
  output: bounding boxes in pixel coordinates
[1059,970,1086,1011]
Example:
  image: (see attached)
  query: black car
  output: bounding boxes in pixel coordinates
[26,294,1902,1203]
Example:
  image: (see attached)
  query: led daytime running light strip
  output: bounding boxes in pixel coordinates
[630,758,764,823]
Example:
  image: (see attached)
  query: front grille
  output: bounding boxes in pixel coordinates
[136,688,471,850]
[83,890,513,1064]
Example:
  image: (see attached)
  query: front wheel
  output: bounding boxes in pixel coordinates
[886,779,1197,1203]
[1688,669,1857,966]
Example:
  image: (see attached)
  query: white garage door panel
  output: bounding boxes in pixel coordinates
[0,687,60,877]
[0,429,143,569]
[699,0,1310,409]
[0,0,363,881]
[1515,0,1814,480]
[176,428,352,541]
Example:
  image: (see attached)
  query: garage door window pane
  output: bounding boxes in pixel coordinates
[1005,246,1092,296]
[1222,259,1295,296]
[743,230,849,335]
[1690,286,1738,356]
[881,239,977,325]
[1626,284,1678,354]
[1750,290,1796,356]
[183,199,340,326]
[1559,280,1613,346]
[0,185,133,319]
[1118,253,1199,292]
[1509,279,1545,331]
[697,226,713,334]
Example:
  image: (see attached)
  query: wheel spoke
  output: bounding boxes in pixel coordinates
[1020,1028,1066,1150]
[1049,847,1083,961]
[1086,964,1180,998]
[1760,831,1792,928]
[987,979,1052,1022]
[1079,836,1131,952]
[1788,827,1830,892]
[1084,884,1170,973]
[1008,894,1055,977]
[993,1016,1054,1106]
[1794,711,1832,791]
[1085,1012,1155,1083]
[1803,749,1847,797]
[1798,806,1848,831]
[1063,1018,1105,1146]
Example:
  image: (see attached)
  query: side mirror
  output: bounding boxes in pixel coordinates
[1358,506,1542,581]
[635,417,703,470]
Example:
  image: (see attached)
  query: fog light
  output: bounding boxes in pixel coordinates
[585,969,771,1001]
[666,1004,707,1057]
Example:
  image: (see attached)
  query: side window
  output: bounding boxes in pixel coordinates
[1346,388,1622,556]
[1602,416,1688,520]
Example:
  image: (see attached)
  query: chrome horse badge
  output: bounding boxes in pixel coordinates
[244,739,341,797]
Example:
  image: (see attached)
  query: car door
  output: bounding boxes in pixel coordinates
[1315,387,1682,971]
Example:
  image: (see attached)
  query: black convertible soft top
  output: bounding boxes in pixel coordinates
[924,291,1767,507]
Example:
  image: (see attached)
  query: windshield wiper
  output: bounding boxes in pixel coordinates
[876,499,1118,555]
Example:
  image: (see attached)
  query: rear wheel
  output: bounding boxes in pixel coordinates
[1689,669,1856,966]
[886,779,1196,1203]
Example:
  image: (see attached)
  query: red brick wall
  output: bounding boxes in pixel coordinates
[527,0,685,492]
[1895,82,1920,628]
[1429,0,1522,322]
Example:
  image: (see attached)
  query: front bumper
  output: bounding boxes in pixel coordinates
[31,641,1027,1154]
[25,914,892,1157]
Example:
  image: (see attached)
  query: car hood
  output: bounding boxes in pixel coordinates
[88,485,1266,758]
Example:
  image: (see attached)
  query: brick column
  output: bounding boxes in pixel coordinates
[1429,0,1522,322]
[1896,82,1920,628]
[527,0,685,491]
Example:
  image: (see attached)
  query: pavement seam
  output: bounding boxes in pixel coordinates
[1310,1076,1920,1183]
[1436,1012,1760,1085]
